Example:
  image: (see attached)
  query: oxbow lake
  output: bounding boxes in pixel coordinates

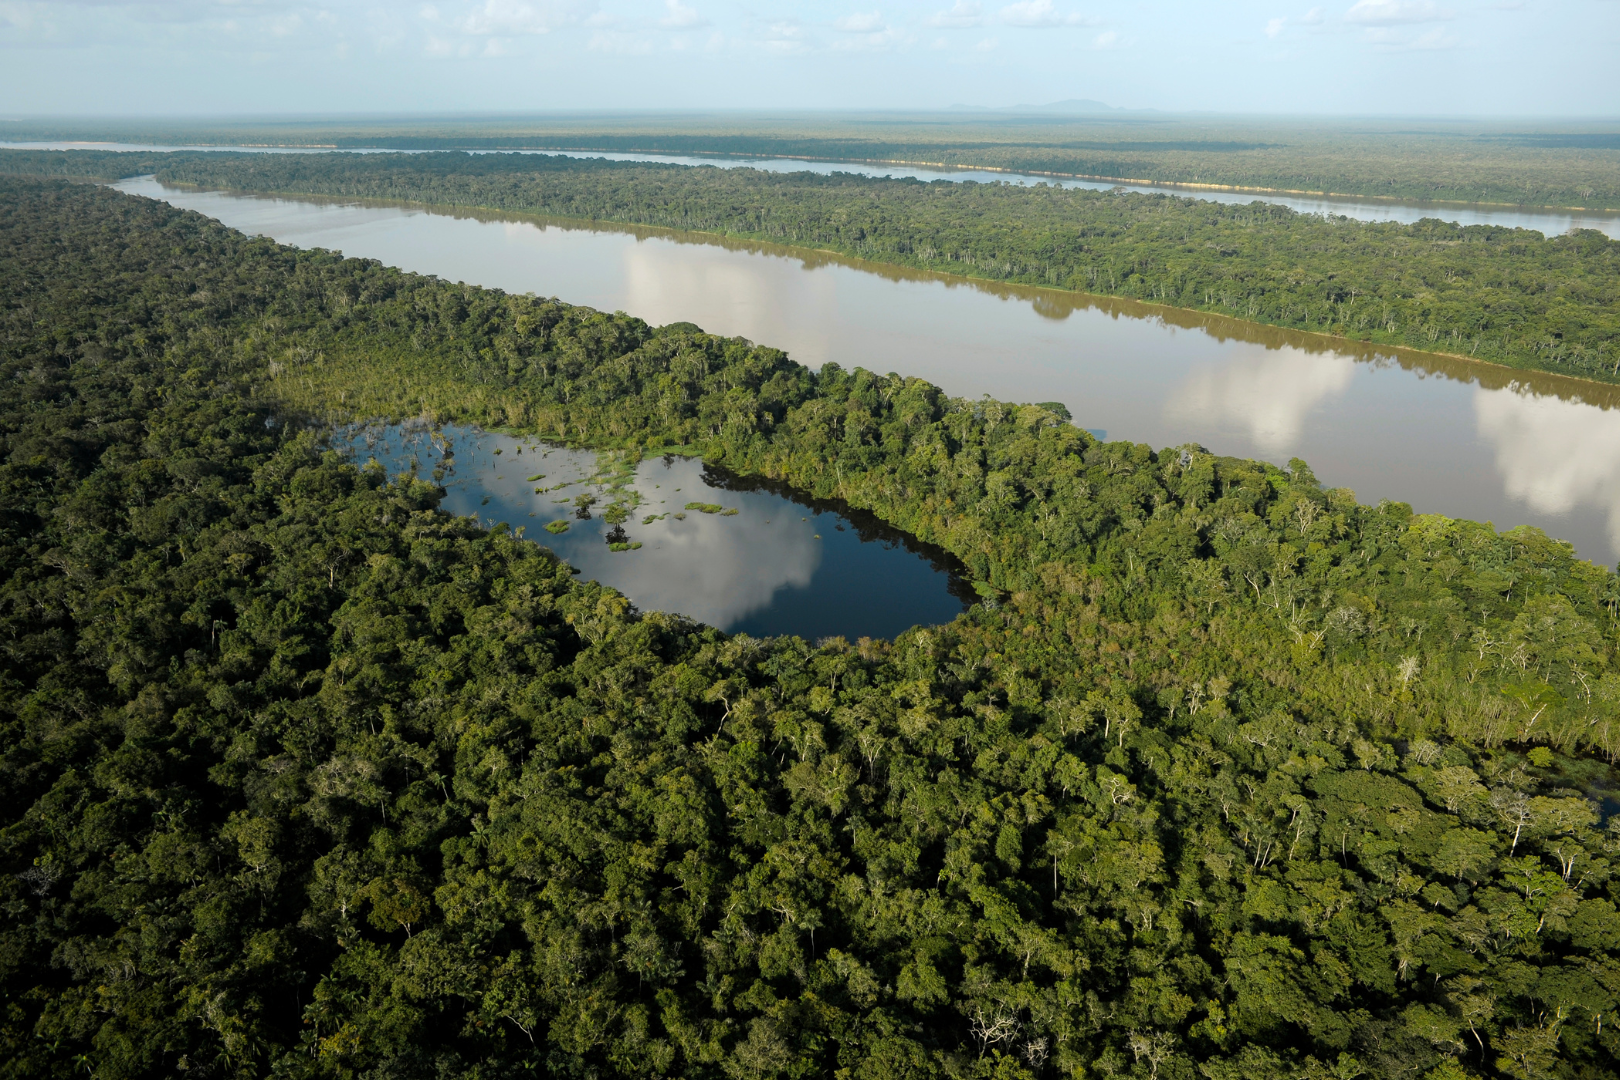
[116,177,1620,575]
[341,424,972,639]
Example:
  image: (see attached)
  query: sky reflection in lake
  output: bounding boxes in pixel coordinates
[341,424,971,638]
[119,178,1620,566]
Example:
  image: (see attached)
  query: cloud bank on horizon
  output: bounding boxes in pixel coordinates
[0,0,1613,116]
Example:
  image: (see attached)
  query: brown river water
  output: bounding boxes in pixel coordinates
[113,177,1620,568]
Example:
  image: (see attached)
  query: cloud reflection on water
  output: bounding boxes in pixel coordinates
[1474,388,1620,553]
[118,179,1620,565]
[555,459,826,630]
[1165,347,1358,455]
[623,242,839,368]
[432,443,828,630]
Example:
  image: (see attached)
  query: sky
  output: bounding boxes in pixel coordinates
[0,0,1616,117]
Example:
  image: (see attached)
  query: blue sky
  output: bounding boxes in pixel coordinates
[1,0,1616,116]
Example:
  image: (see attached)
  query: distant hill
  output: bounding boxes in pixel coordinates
[1018,98,1122,113]
[946,98,1159,115]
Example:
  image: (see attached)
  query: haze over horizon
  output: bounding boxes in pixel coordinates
[1,0,1617,119]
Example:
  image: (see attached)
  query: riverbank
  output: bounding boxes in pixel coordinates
[138,150,1620,389]
[9,112,1618,210]
[105,173,1620,566]
[499,144,1620,215]
[180,178,1620,397]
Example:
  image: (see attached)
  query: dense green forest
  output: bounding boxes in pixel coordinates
[3,175,1620,1080]
[5,113,1619,208]
[8,148,1612,382]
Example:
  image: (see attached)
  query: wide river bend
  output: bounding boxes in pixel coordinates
[114,177,1620,568]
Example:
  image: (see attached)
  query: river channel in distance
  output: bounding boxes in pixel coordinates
[115,176,1620,573]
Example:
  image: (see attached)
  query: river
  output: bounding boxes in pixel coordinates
[9,140,1617,239]
[528,150,1620,239]
[113,176,1620,568]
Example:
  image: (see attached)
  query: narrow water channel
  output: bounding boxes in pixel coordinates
[342,424,972,639]
[115,177,1620,567]
[15,140,1619,237]
[536,150,1620,239]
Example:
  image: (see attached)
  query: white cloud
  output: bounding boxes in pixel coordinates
[1345,0,1458,48]
[927,0,983,27]
[658,0,707,29]
[1092,28,1120,47]
[1345,0,1451,25]
[835,10,885,32]
[1265,17,1285,37]
[12,0,294,16]
[588,28,652,51]
[1406,26,1460,47]
[999,0,1092,28]
[0,0,345,46]
[453,0,595,36]
[32,0,242,4]
[834,32,902,48]
[1301,6,1323,22]
[755,18,810,52]
[974,34,997,49]
[1360,23,1460,48]
[833,11,903,49]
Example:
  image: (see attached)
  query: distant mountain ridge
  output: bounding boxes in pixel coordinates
[945,98,1161,115]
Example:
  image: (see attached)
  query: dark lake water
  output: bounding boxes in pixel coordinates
[341,424,971,639]
[115,177,1620,569]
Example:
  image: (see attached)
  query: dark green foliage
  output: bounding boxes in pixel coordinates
[2,177,1619,1080]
